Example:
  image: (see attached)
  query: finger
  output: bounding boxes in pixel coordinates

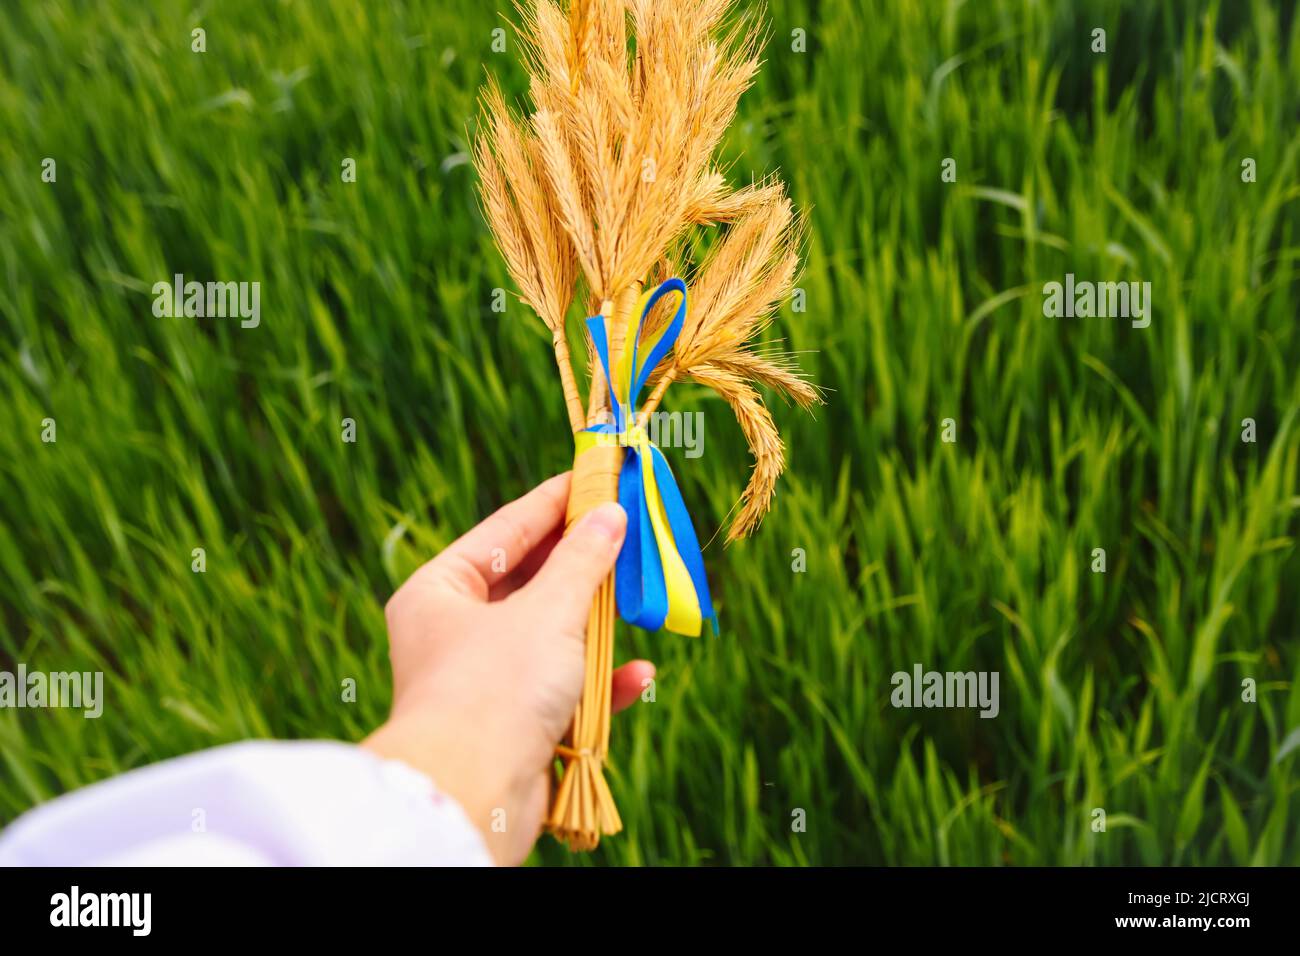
[517,502,626,636]
[413,473,571,601]
[611,660,655,713]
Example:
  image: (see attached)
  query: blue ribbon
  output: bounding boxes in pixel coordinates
[584,278,717,635]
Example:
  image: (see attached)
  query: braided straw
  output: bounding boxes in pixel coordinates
[548,439,623,849]
[547,280,644,848]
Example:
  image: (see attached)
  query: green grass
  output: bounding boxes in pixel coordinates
[1,0,1298,865]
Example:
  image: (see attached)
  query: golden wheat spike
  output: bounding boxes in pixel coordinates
[684,362,786,542]
[705,347,823,410]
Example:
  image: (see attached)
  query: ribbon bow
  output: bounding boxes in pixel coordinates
[580,278,716,637]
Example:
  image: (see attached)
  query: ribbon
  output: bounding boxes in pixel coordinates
[580,278,716,637]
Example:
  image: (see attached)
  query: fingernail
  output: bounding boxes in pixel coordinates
[579,502,626,544]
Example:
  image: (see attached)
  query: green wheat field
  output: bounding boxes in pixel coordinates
[2,0,1298,865]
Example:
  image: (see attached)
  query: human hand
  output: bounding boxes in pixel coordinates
[362,473,654,865]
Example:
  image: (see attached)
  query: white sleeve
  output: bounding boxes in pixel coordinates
[0,740,493,867]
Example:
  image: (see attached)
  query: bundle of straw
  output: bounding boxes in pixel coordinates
[473,0,819,851]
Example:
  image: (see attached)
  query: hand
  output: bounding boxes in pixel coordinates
[362,473,654,865]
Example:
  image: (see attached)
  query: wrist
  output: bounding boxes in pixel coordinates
[361,709,525,861]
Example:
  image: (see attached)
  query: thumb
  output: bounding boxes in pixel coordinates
[519,502,626,635]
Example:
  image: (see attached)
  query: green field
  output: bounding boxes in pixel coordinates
[1,0,1298,865]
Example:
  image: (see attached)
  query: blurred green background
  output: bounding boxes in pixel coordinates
[2,0,1298,865]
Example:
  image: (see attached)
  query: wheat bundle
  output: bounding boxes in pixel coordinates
[473,0,819,851]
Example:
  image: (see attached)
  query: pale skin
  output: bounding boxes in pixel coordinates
[362,473,652,865]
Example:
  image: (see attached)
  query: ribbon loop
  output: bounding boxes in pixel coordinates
[580,279,716,637]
